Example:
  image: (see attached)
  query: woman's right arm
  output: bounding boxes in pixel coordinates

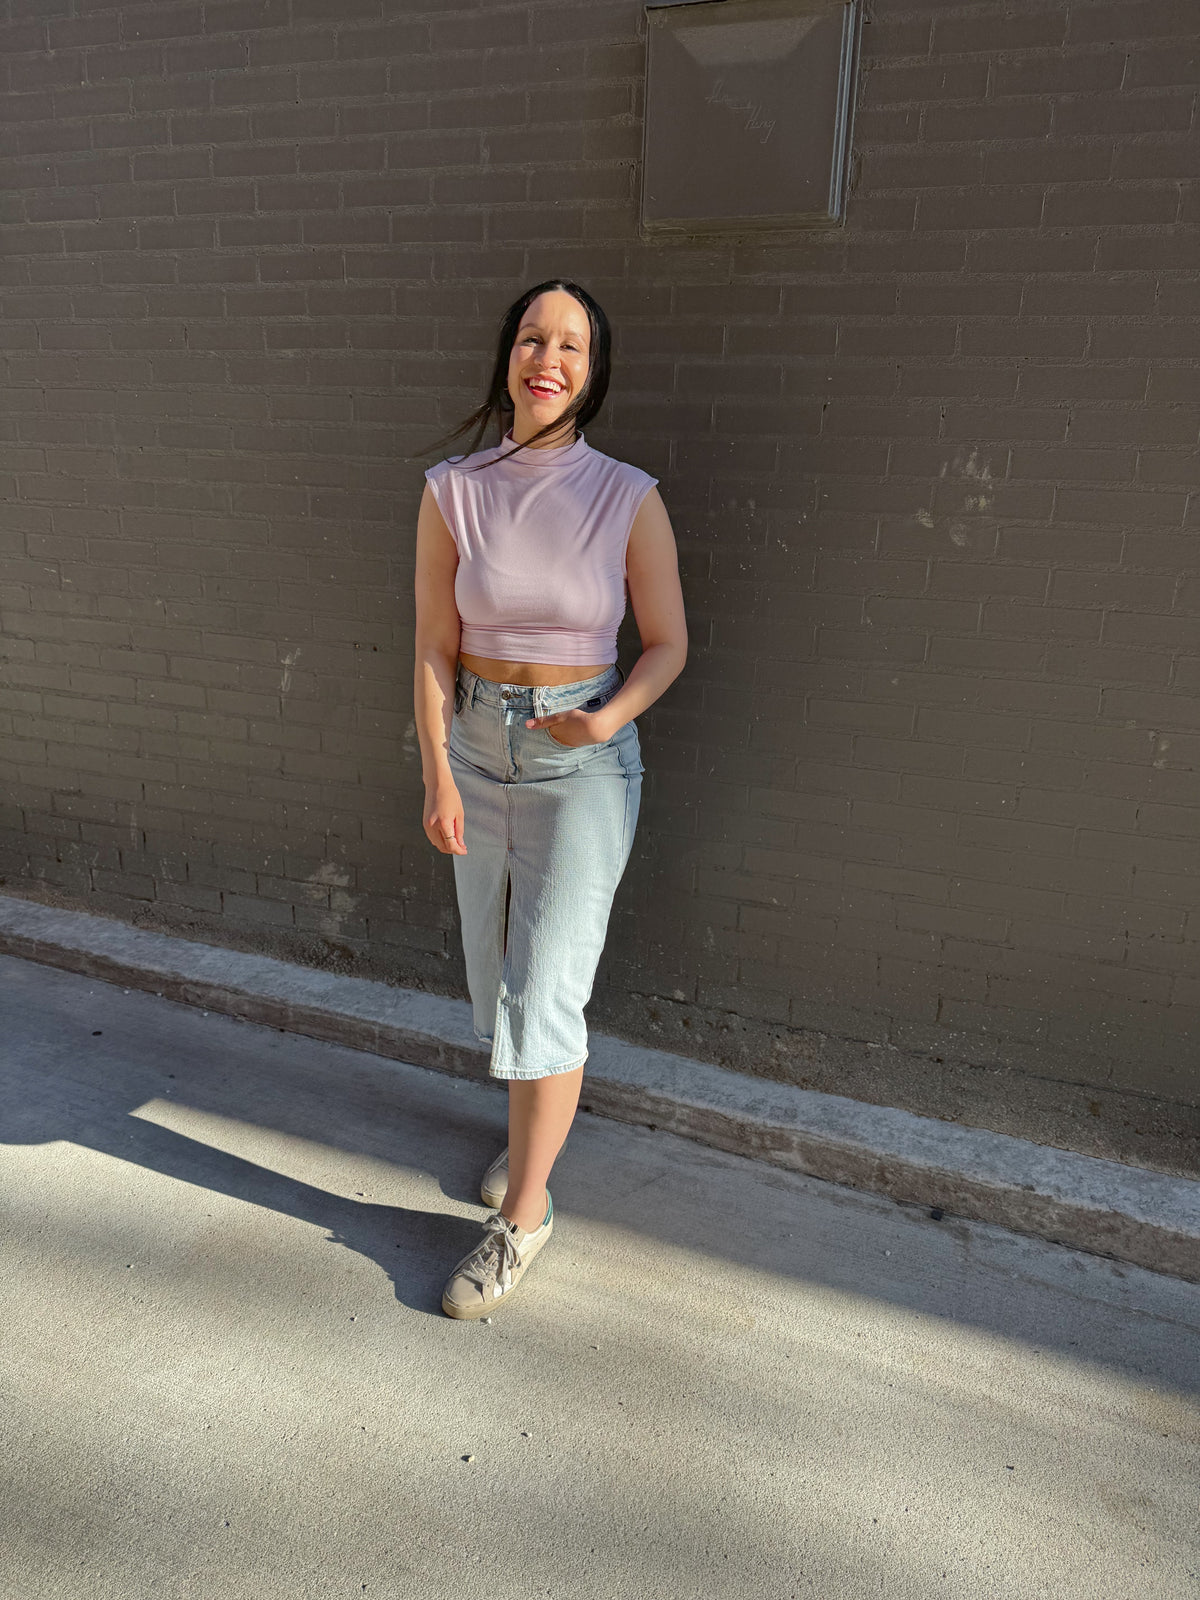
[414,481,468,855]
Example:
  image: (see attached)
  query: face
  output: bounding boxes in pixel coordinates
[506,289,592,443]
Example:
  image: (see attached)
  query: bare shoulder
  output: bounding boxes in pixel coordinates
[627,484,677,562]
[416,480,458,573]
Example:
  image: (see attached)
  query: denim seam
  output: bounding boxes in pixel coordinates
[616,726,635,851]
[493,781,515,1074]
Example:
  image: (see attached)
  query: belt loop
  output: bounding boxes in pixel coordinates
[468,671,479,710]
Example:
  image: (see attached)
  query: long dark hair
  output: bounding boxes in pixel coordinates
[421,279,612,469]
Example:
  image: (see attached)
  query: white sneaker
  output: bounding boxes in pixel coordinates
[480,1147,508,1209]
[441,1195,553,1321]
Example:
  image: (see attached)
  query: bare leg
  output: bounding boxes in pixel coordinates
[502,1066,584,1232]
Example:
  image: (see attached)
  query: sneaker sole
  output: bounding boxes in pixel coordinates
[441,1290,500,1321]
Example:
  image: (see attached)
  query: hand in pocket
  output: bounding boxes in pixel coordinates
[526,708,607,748]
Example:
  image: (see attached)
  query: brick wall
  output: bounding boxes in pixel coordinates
[1,0,1198,1168]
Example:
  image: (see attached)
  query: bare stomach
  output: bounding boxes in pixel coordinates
[458,652,610,688]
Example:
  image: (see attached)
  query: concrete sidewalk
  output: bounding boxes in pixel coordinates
[2,952,1199,1600]
[0,893,1197,1283]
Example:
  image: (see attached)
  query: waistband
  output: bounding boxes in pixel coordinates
[456,663,622,717]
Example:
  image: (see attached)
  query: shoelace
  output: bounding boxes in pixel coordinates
[463,1212,522,1296]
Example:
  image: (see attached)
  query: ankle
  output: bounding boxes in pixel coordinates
[502,1190,549,1233]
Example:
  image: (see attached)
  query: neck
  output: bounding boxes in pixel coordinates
[510,422,577,450]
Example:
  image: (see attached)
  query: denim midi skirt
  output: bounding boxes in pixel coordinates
[448,664,643,1081]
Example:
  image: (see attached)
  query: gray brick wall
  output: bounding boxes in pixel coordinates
[1,0,1198,1165]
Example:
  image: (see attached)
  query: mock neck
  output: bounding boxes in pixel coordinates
[496,428,589,469]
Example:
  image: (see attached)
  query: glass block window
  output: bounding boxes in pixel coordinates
[642,0,862,234]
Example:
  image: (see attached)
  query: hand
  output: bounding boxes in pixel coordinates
[424,782,467,854]
[525,708,611,748]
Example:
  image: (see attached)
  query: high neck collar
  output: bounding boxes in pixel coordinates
[495,428,589,468]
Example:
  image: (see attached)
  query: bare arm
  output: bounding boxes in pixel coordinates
[526,486,687,744]
[414,482,467,854]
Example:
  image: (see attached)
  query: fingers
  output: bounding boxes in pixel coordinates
[526,709,594,748]
[525,710,578,727]
[425,813,467,855]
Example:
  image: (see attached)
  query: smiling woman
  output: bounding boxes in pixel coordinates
[413,279,687,1321]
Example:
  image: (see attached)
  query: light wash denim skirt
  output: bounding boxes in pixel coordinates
[448,663,643,1081]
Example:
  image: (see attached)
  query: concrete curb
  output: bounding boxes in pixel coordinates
[2,892,1197,1283]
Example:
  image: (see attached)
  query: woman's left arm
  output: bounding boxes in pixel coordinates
[528,487,687,743]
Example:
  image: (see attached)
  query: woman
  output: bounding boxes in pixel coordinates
[413,278,687,1320]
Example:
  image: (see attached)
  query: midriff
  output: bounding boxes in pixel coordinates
[459,652,610,688]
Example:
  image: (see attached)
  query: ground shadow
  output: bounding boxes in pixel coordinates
[3,953,1198,1391]
[0,958,498,1316]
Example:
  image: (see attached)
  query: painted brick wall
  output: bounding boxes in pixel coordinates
[1,0,1198,1166]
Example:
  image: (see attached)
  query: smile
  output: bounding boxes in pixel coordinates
[525,377,566,396]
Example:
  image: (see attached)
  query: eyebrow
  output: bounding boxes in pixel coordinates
[516,322,589,341]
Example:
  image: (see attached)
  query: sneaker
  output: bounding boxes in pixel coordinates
[480,1147,509,1209]
[441,1195,553,1321]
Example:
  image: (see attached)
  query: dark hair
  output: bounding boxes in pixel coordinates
[420,279,612,468]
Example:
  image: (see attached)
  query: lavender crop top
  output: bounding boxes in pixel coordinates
[424,429,659,666]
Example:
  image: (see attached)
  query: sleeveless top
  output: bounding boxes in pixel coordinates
[424,429,658,666]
